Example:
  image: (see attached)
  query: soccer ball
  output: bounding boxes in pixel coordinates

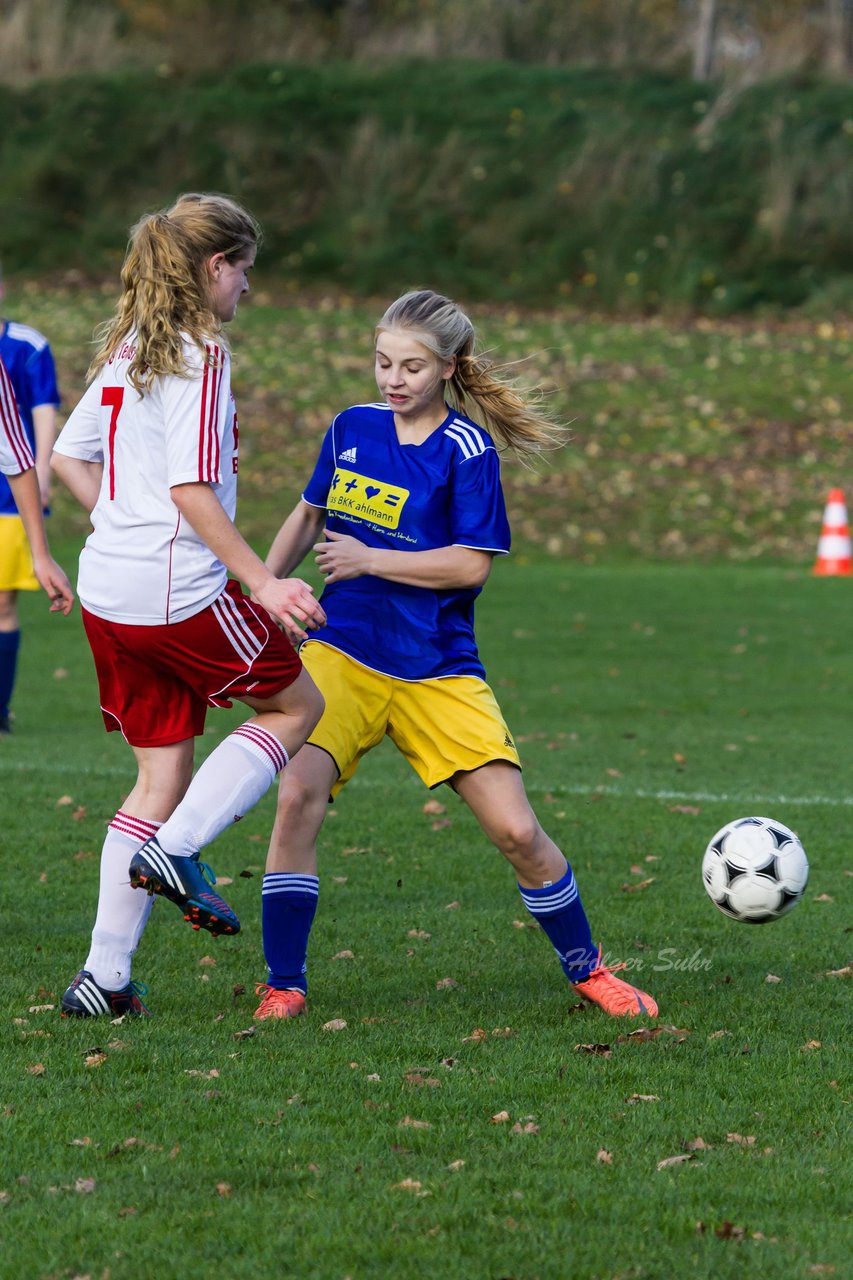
[702,816,809,924]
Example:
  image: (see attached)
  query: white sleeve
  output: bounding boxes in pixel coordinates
[53,379,104,462]
[162,342,231,488]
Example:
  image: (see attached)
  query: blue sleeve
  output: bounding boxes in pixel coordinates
[303,425,335,508]
[25,343,60,410]
[450,447,511,553]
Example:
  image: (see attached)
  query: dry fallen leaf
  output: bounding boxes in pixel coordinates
[422,799,446,815]
[684,1136,711,1151]
[622,877,655,893]
[574,1042,612,1056]
[801,1040,822,1052]
[447,1160,465,1172]
[625,1094,660,1104]
[322,1019,348,1032]
[199,956,216,967]
[715,1220,747,1241]
[827,966,851,977]
[596,1149,613,1164]
[462,1027,487,1043]
[726,1133,756,1147]
[393,1178,426,1194]
[332,950,354,961]
[435,977,458,990]
[490,1110,511,1124]
[26,1063,46,1076]
[398,1116,432,1130]
[765,973,782,984]
[84,1052,108,1068]
[657,1153,697,1171]
[28,1004,54,1014]
[511,1121,539,1134]
[216,1182,232,1197]
[407,928,431,940]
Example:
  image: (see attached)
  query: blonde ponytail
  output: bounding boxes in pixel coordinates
[376,289,568,466]
[88,193,260,394]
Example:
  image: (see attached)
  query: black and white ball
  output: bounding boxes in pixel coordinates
[702,816,809,923]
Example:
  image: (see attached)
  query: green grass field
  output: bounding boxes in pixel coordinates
[2,555,850,1280]
[0,293,851,1278]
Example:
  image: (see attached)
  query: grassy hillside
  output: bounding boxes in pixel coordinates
[1,62,853,313]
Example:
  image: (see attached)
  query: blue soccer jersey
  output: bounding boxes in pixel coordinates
[0,321,60,516]
[302,402,511,680]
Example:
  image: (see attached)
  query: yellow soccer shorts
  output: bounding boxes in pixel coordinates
[0,516,39,592]
[300,641,521,797]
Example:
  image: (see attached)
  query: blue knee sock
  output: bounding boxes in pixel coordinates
[518,864,597,983]
[0,630,21,718]
[262,873,319,994]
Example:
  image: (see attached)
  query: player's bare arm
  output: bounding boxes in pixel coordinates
[51,452,103,515]
[314,531,493,590]
[266,500,327,577]
[32,403,57,508]
[171,481,326,640]
[8,468,74,614]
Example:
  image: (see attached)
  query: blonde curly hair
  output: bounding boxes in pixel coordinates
[89,192,260,394]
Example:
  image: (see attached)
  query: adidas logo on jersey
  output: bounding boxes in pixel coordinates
[504,733,515,749]
[339,446,357,463]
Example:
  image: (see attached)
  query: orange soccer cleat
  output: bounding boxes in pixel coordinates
[572,947,658,1018]
[253,984,307,1021]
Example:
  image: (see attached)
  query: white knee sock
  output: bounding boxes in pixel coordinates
[155,723,288,859]
[86,811,161,990]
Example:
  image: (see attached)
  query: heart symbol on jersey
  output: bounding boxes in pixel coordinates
[365,486,381,499]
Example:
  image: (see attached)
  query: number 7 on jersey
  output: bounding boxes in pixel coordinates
[102,387,124,500]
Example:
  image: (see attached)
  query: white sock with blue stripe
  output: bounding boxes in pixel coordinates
[518,864,597,983]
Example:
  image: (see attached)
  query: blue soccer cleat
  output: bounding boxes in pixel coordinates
[128,837,240,936]
[60,968,151,1018]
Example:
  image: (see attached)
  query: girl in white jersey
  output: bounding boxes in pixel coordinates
[252,289,659,1023]
[52,193,326,1019]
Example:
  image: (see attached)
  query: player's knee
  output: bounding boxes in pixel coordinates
[0,591,17,627]
[494,812,541,862]
[277,769,327,828]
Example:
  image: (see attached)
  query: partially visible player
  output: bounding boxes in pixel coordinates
[0,355,72,624]
[254,289,659,1023]
[0,278,63,733]
[52,193,326,1019]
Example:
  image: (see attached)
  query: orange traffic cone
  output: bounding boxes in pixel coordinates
[813,488,853,576]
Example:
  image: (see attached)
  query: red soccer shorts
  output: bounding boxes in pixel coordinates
[82,579,303,747]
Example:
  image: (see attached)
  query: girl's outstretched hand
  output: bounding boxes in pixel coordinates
[255,576,326,643]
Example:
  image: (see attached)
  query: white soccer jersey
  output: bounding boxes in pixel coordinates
[0,354,35,475]
[54,334,239,624]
